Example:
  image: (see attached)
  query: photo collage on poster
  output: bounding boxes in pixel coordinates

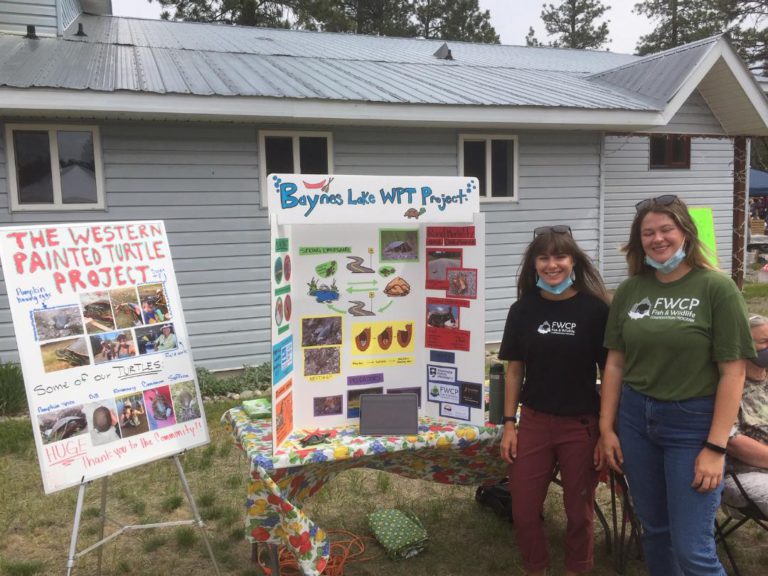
[268,175,485,447]
[423,225,482,422]
[33,282,201,447]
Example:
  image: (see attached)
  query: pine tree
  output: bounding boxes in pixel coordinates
[540,0,611,49]
[634,0,728,55]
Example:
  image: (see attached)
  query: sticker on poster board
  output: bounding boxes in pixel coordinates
[275,392,294,446]
[428,382,460,404]
[314,395,343,416]
[446,268,478,299]
[284,294,292,321]
[274,256,283,284]
[426,248,462,290]
[275,378,292,399]
[284,254,292,281]
[275,238,289,252]
[440,402,470,421]
[347,386,384,418]
[387,387,422,408]
[430,350,455,364]
[272,336,293,383]
[380,229,419,262]
[304,347,341,377]
[275,297,284,326]
[427,364,457,384]
[460,381,482,408]
[347,373,385,386]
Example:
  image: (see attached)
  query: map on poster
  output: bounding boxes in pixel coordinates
[0,221,209,494]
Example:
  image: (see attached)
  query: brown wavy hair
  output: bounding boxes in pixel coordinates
[517,229,609,303]
[623,197,717,277]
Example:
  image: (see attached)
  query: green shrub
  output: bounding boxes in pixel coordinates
[195,361,271,398]
[0,362,27,416]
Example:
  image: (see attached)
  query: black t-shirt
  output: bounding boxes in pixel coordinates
[498,290,609,417]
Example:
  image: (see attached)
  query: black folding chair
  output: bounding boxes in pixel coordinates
[715,471,768,576]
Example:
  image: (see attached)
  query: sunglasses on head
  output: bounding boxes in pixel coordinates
[635,195,678,212]
[533,225,572,239]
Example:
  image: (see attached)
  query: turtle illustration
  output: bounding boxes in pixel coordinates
[404,207,426,219]
[55,339,90,366]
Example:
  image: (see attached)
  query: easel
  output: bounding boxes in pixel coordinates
[65,453,221,576]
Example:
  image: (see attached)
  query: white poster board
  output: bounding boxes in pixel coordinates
[0,221,209,494]
[268,175,485,455]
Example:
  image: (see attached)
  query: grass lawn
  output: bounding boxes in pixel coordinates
[3,289,768,575]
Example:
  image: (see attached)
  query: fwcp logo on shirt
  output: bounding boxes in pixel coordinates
[628,297,700,322]
[537,320,576,336]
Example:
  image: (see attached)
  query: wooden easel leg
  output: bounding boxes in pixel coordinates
[66,481,88,576]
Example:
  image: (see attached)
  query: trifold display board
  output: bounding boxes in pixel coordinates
[268,174,485,456]
[0,221,209,494]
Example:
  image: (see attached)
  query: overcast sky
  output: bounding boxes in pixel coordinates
[112,0,654,55]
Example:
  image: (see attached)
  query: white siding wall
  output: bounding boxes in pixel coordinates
[0,122,601,367]
[649,90,726,135]
[0,1,57,36]
[59,0,81,31]
[602,135,734,288]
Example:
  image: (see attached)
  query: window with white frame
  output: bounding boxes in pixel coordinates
[5,124,105,211]
[459,135,518,200]
[259,131,333,208]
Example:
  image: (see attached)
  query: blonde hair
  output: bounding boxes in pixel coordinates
[622,197,717,276]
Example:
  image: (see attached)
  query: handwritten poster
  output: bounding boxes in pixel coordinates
[0,221,209,494]
[268,175,486,453]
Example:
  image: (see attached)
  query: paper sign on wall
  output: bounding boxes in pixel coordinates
[0,221,209,494]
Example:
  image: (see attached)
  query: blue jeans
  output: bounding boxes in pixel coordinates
[618,384,725,576]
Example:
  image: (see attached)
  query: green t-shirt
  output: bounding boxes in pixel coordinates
[604,268,755,401]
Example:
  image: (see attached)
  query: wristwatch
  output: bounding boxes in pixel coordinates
[501,416,517,425]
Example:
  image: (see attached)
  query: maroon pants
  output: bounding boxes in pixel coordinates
[509,406,599,573]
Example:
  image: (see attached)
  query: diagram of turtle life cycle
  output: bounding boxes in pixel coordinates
[268,174,486,452]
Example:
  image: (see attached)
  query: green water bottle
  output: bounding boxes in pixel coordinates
[488,362,505,425]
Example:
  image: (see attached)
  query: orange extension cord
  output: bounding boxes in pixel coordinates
[257,530,380,576]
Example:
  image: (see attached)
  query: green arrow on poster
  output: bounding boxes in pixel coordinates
[689,207,718,268]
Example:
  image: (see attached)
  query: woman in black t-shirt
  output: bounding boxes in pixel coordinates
[498,226,609,576]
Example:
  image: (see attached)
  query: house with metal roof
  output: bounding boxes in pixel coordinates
[1,0,767,370]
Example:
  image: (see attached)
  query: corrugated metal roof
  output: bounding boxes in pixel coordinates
[588,36,720,105]
[0,13,678,112]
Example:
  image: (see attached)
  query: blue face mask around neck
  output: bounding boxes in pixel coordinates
[536,275,574,295]
[644,245,686,275]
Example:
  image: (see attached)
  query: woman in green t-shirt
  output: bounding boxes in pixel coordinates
[600,194,754,576]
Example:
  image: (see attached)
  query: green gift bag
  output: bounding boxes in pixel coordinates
[368,508,428,560]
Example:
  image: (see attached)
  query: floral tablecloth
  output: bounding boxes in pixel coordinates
[221,407,505,576]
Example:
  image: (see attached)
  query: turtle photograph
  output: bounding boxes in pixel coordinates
[301,316,343,347]
[109,286,143,329]
[446,268,478,299]
[143,385,176,430]
[40,336,92,373]
[37,405,88,445]
[303,347,341,377]
[33,305,84,341]
[313,394,343,417]
[80,290,116,334]
[171,380,202,423]
[380,229,419,262]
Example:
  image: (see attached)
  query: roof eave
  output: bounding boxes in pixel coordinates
[0,88,669,131]
[659,38,768,135]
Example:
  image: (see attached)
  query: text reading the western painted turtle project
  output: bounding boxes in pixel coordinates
[6,224,167,294]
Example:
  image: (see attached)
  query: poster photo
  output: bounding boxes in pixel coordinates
[0,221,209,494]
